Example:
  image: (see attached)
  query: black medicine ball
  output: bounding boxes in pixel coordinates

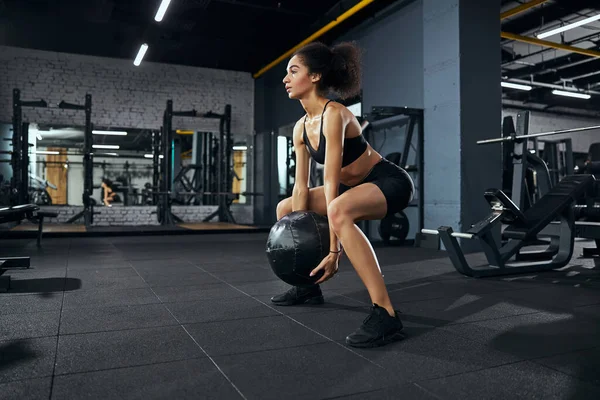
[265,211,330,286]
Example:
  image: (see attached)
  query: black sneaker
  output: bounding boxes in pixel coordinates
[270,285,324,306]
[346,304,405,348]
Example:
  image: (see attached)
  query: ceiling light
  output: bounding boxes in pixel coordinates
[501,82,532,91]
[537,14,600,39]
[101,153,119,156]
[133,43,149,66]
[144,154,164,158]
[34,150,60,155]
[154,0,172,22]
[93,130,128,136]
[93,144,120,149]
[232,145,248,151]
[551,90,591,99]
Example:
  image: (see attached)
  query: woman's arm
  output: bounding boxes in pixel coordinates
[292,121,310,212]
[323,109,345,252]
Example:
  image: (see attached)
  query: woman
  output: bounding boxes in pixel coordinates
[271,41,415,348]
[101,178,116,207]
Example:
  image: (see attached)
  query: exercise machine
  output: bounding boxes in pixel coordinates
[501,112,553,212]
[361,106,424,246]
[422,120,600,277]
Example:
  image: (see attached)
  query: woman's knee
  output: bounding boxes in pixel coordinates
[276,197,292,220]
[327,198,352,232]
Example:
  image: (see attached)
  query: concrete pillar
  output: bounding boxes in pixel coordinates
[423,0,501,251]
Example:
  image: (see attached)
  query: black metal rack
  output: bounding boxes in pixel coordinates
[361,106,424,244]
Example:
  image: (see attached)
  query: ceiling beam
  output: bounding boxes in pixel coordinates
[501,32,600,58]
[252,0,377,78]
[500,0,550,21]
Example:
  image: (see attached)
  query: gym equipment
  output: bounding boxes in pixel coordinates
[61,94,98,228]
[361,106,424,245]
[29,175,55,205]
[421,174,597,277]
[265,211,329,286]
[11,89,47,206]
[479,120,600,145]
[378,210,409,245]
[501,112,553,211]
[0,203,58,290]
[153,101,256,225]
[540,138,574,186]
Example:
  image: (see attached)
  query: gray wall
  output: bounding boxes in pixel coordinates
[0,45,254,136]
[348,0,424,112]
[423,0,501,251]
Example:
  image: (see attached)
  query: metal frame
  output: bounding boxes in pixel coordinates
[157,101,234,225]
[11,89,47,206]
[421,174,595,277]
[63,94,96,228]
[503,111,553,211]
[362,106,424,243]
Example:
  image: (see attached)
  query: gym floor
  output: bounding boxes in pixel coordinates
[1,233,599,399]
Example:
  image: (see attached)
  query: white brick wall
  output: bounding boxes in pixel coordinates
[0,45,254,136]
[39,205,254,226]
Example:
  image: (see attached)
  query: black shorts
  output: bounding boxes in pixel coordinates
[339,158,415,216]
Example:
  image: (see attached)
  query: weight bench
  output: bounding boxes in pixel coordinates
[0,204,58,291]
[421,174,596,277]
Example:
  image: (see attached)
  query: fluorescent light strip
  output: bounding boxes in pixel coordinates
[537,13,600,39]
[93,130,128,136]
[93,144,120,149]
[501,82,532,91]
[133,43,149,66]
[232,145,248,151]
[34,150,60,155]
[551,90,591,99]
[144,154,164,159]
[154,0,172,22]
[101,153,119,156]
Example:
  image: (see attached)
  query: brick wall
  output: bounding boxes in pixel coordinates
[39,205,254,226]
[0,45,254,135]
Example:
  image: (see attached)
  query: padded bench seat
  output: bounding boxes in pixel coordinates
[504,175,595,240]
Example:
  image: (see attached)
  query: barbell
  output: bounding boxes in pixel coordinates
[477,124,600,145]
[421,228,474,239]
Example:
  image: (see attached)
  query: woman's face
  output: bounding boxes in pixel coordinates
[282,55,318,100]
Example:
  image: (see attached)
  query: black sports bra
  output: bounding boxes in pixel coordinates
[303,100,368,167]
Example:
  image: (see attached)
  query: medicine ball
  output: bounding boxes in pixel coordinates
[265,211,330,286]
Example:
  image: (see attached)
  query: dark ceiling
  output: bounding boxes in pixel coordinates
[0,0,397,74]
[501,0,600,116]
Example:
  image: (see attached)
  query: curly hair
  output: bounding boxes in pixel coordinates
[293,41,362,100]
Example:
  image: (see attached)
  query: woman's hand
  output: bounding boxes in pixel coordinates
[310,252,341,284]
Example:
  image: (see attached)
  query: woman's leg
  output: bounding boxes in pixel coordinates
[326,183,394,315]
[327,182,408,347]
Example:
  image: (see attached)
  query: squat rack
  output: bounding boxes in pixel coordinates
[11,89,47,205]
[155,100,234,225]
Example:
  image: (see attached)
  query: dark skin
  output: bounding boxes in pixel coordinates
[279,54,396,316]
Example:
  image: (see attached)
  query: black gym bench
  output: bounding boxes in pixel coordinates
[0,204,58,291]
[421,174,596,278]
